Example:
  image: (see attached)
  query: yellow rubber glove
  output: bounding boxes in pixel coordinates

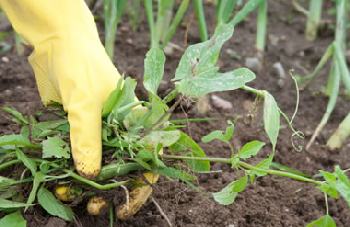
[0,0,121,178]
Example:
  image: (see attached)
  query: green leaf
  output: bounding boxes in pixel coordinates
[176,68,255,97]
[31,120,68,138]
[0,134,36,148]
[37,186,74,221]
[25,172,45,212]
[102,78,123,117]
[238,140,265,159]
[174,21,235,81]
[213,175,248,205]
[0,176,17,189]
[141,130,181,147]
[306,215,336,227]
[3,106,29,125]
[170,132,210,172]
[15,149,37,176]
[0,198,28,209]
[156,167,196,182]
[202,121,234,143]
[143,47,166,95]
[42,136,70,159]
[143,94,168,128]
[250,156,272,177]
[263,92,280,150]
[0,212,26,227]
[334,166,350,207]
[231,0,264,26]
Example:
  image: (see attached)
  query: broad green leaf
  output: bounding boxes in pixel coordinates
[263,92,280,150]
[136,150,154,161]
[170,132,210,172]
[0,211,26,227]
[202,121,234,143]
[176,68,255,97]
[25,172,45,212]
[0,198,28,209]
[213,175,248,205]
[0,134,35,148]
[334,166,350,207]
[42,136,70,159]
[3,106,29,125]
[174,21,235,81]
[16,149,37,176]
[37,186,74,221]
[143,47,166,95]
[238,140,265,159]
[306,215,336,227]
[156,167,196,182]
[141,130,181,147]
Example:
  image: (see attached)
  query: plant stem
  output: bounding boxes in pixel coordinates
[334,0,350,94]
[162,154,322,185]
[216,0,237,26]
[256,0,267,53]
[241,85,264,97]
[0,159,21,171]
[144,0,157,48]
[34,160,128,190]
[193,0,208,41]
[64,170,128,190]
[306,60,340,150]
[162,0,190,48]
[305,0,323,41]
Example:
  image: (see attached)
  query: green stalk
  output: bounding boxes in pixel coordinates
[162,0,190,48]
[104,0,126,59]
[217,0,237,26]
[306,60,340,150]
[327,113,350,150]
[162,155,321,185]
[297,43,334,89]
[256,0,267,52]
[334,0,350,95]
[65,170,128,190]
[0,159,21,171]
[104,0,118,59]
[305,0,323,41]
[34,160,128,190]
[144,0,157,48]
[155,0,175,45]
[193,0,208,41]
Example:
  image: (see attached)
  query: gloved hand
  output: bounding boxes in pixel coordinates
[0,0,121,178]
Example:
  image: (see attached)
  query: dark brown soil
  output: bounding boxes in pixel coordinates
[1,1,350,226]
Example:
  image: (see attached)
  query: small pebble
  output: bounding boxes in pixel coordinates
[211,95,233,110]
[245,57,262,72]
[272,62,286,88]
[1,56,9,63]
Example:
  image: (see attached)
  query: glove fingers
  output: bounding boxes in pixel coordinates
[67,100,103,178]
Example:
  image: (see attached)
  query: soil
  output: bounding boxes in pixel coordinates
[1,1,350,226]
